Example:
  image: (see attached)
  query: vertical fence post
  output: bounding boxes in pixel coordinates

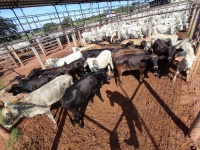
[6,47,19,67]
[36,38,46,56]
[66,34,71,48]
[31,46,46,69]
[72,33,78,48]
[55,34,63,50]
[78,30,83,46]
[189,112,200,143]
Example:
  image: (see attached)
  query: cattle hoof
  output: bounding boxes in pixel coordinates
[78,122,84,128]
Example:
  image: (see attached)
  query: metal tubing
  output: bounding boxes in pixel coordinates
[11,9,29,39]
[20,7,34,35]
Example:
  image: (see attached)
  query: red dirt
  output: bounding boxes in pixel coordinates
[0,44,200,150]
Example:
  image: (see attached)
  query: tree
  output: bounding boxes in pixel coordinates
[0,17,21,44]
[131,2,140,9]
[62,17,73,28]
[43,22,58,33]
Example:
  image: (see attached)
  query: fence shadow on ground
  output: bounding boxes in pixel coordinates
[143,80,189,137]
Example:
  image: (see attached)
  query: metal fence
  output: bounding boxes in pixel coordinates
[0,0,199,74]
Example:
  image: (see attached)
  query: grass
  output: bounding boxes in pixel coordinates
[0,80,3,89]
[7,128,21,150]
[0,108,4,125]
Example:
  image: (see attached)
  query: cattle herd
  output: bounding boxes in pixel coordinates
[0,1,198,131]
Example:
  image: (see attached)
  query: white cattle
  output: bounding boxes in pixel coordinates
[2,74,73,129]
[84,50,114,75]
[46,51,83,68]
[150,34,179,46]
[12,41,31,53]
[173,40,196,82]
[152,24,177,35]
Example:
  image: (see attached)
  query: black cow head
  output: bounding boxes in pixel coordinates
[92,69,111,85]
[167,46,176,60]
[150,54,159,76]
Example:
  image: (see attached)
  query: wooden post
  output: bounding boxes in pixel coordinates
[7,46,23,67]
[66,34,71,47]
[78,30,83,46]
[72,33,78,48]
[36,38,46,56]
[55,34,63,50]
[188,4,198,36]
[94,27,99,41]
[31,46,46,69]
[189,7,199,39]
[189,112,200,142]
[117,23,121,39]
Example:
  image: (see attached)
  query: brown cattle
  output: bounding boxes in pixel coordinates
[113,50,159,85]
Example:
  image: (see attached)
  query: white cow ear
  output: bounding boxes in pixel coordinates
[175,56,184,61]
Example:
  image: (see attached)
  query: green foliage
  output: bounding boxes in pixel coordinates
[43,22,58,33]
[7,128,21,149]
[0,80,3,89]
[0,17,21,44]
[62,17,73,28]
[0,108,5,125]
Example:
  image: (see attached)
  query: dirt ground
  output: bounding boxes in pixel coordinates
[0,43,200,150]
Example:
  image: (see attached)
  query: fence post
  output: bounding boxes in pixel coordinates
[66,34,71,48]
[189,8,200,39]
[94,27,99,41]
[117,23,121,39]
[7,46,23,67]
[189,112,200,143]
[78,30,83,46]
[36,38,46,56]
[55,34,63,50]
[188,4,198,36]
[72,33,78,48]
[31,46,46,69]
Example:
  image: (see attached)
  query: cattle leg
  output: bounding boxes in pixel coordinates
[95,88,105,102]
[70,108,83,128]
[186,69,190,82]
[45,109,57,127]
[139,68,145,83]
[79,102,89,127]
[172,71,179,81]
[107,65,111,76]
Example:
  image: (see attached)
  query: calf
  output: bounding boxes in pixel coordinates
[172,40,196,82]
[84,50,114,75]
[113,50,159,85]
[152,39,176,77]
[60,69,110,127]
[2,75,73,129]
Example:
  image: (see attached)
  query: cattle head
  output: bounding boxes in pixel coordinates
[94,69,111,84]
[167,46,176,61]
[150,54,159,76]
[2,107,14,125]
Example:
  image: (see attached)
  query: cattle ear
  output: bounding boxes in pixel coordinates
[175,56,184,61]
[158,55,166,60]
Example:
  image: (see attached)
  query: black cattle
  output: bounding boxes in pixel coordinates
[113,50,159,85]
[9,58,87,95]
[152,39,176,77]
[60,69,110,127]
[8,75,52,96]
